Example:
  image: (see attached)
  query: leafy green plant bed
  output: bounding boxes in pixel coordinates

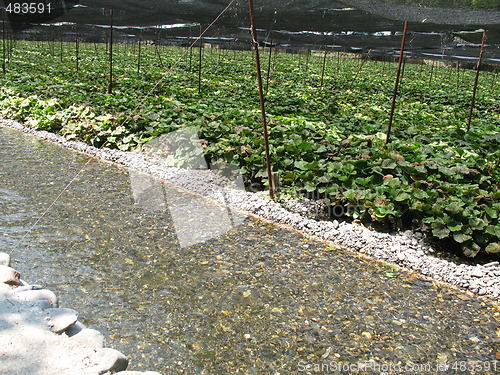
[1,41,499,257]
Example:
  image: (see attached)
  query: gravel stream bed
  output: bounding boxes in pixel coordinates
[1,118,499,304]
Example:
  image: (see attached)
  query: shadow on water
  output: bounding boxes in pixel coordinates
[1,126,499,374]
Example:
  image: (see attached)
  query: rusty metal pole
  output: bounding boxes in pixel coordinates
[247,0,274,200]
[385,21,408,148]
[467,30,487,132]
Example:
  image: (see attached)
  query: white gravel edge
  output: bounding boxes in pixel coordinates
[1,117,500,304]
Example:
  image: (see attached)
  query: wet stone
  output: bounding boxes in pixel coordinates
[65,320,87,337]
[45,307,79,334]
[69,328,105,349]
[0,252,10,267]
[90,348,129,374]
[12,289,59,308]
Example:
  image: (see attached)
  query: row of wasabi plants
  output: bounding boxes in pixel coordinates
[0,40,499,258]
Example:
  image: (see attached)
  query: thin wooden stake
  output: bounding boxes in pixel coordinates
[75,24,79,72]
[305,48,310,72]
[154,44,165,69]
[400,54,407,80]
[385,21,408,148]
[60,31,64,62]
[198,25,203,94]
[188,40,193,71]
[137,34,142,73]
[428,60,435,87]
[467,30,487,132]
[320,45,328,87]
[108,9,114,94]
[491,65,498,90]
[247,0,274,200]
[265,41,273,94]
[349,53,369,90]
[2,9,6,74]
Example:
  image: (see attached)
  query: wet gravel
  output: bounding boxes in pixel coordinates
[1,120,500,374]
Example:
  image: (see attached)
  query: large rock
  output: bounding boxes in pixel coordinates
[70,328,105,349]
[0,265,20,285]
[12,288,59,307]
[0,252,10,266]
[91,348,129,374]
[45,308,79,334]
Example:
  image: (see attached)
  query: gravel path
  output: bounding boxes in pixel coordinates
[1,117,499,305]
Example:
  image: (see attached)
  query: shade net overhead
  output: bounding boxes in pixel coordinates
[2,0,500,63]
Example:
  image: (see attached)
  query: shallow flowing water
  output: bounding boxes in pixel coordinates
[1,125,499,374]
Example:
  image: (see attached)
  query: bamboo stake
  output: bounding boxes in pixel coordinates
[385,21,408,148]
[467,30,487,132]
[108,9,114,94]
[247,0,274,200]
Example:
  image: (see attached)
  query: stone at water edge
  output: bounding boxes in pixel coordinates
[0,252,10,267]
[45,307,79,334]
[65,320,87,337]
[91,348,129,374]
[0,265,20,285]
[31,299,52,310]
[12,288,59,307]
[69,328,106,350]
[115,372,163,375]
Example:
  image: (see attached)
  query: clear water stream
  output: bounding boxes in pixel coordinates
[1,126,498,374]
